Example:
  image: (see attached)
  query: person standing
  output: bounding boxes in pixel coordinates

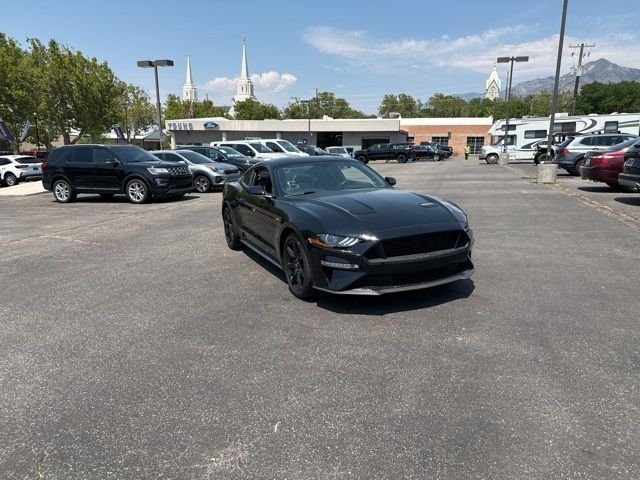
[464,145,471,160]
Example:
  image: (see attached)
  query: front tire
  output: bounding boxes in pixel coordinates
[486,154,498,164]
[126,179,149,204]
[397,154,408,163]
[282,233,315,300]
[357,155,368,164]
[4,172,18,187]
[223,207,242,250]
[194,175,211,193]
[433,155,441,162]
[53,179,76,203]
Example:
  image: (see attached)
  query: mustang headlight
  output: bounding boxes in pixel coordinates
[147,167,169,175]
[311,234,361,248]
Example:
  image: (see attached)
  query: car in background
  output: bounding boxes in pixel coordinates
[42,144,193,203]
[0,155,42,186]
[151,150,240,193]
[353,143,415,164]
[413,145,445,162]
[552,133,637,175]
[619,142,640,192]
[299,146,329,156]
[221,157,473,299]
[325,146,351,158]
[210,141,284,160]
[421,141,452,158]
[177,145,257,172]
[253,139,309,156]
[580,138,640,190]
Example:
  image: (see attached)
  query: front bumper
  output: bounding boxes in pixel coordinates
[309,230,474,295]
[618,173,640,192]
[150,174,194,196]
[479,152,487,160]
[19,171,43,180]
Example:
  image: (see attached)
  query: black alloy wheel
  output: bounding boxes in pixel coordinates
[194,175,211,193]
[4,172,18,186]
[52,179,76,203]
[282,233,315,300]
[397,154,408,163]
[357,155,368,164]
[486,154,499,164]
[223,207,241,250]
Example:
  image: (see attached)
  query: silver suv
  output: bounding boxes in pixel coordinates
[553,133,637,175]
[151,150,240,192]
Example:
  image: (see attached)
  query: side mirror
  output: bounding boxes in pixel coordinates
[385,176,396,186]
[248,185,266,196]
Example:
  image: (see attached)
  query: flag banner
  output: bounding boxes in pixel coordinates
[112,124,125,141]
[19,120,31,142]
[0,118,15,143]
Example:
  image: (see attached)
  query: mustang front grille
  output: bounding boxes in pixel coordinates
[366,230,467,259]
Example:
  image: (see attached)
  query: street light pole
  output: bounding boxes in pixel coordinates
[137,59,174,148]
[497,56,529,157]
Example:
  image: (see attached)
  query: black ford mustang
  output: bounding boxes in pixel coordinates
[222,156,474,299]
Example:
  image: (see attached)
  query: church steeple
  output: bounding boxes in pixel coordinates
[485,65,501,101]
[182,55,198,102]
[233,35,256,104]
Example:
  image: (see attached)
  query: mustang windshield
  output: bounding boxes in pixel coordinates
[276,161,388,196]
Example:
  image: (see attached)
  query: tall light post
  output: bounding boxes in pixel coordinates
[497,56,529,156]
[137,59,174,146]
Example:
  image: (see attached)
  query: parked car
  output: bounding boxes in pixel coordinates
[421,141,452,157]
[222,156,473,299]
[42,144,193,203]
[619,142,640,192]
[177,145,257,172]
[324,146,351,158]
[413,145,445,161]
[210,141,284,160]
[580,138,640,189]
[299,146,329,156]
[0,155,42,186]
[353,143,415,164]
[151,150,240,193]
[552,133,637,175]
[252,139,309,156]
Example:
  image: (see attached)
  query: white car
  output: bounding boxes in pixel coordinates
[0,155,42,186]
[253,139,309,156]
[210,141,285,160]
[325,146,351,158]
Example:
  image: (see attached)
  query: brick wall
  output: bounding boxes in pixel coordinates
[402,124,490,155]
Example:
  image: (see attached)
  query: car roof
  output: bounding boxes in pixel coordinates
[0,154,38,159]
[262,155,360,167]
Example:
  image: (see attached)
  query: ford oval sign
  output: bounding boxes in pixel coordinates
[203,121,219,129]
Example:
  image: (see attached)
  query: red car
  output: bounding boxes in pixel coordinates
[580,137,639,189]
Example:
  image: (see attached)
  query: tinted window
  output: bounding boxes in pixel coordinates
[276,140,300,153]
[609,137,640,150]
[248,142,274,153]
[71,148,92,163]
[558,137,575,148]
[591,136,613,147]
[110,146,160,163]
[233,144,253,156]
[524,130,547,139]
[178,151,214,164]
[0,158,10,166]
[151,152,163,160]
[93,149,115,163]
[579,137,593,146]
[163,152,183,162]
[266,141,284,152]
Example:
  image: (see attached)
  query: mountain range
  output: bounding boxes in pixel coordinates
[453,58,640,100]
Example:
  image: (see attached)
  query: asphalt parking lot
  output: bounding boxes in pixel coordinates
[1,157,640,479]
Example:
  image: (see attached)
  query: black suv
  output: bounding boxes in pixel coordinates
[353,143,415,164]
[177,145,257,172]
[619,141,640,192]
[42,144,193,203]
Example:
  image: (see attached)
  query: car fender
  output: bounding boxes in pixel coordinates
[122,173,151,191]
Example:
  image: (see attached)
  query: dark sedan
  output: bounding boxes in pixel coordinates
[222,157,474,299]
[413,145,445,162]
[580,138,640,189]
[619,142,640,192]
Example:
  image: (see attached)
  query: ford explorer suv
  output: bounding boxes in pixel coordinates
[42,144,193,203]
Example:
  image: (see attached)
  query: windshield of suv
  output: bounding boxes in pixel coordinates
[178,151,215,164]
[277,140,301,153]
[276,160,388,196]
[217,146,246,158]
[249,142,274,153]
[111,146,161,163]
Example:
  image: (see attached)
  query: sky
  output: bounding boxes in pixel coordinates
[2,0,640,114]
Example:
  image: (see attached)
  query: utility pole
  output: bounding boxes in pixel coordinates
[569,42,595,115]
[497,56,529,156]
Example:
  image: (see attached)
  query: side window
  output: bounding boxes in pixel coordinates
[266,142,283,152]
[71,148,92,163]
[234,144,252,156]
[93,148,115,163]
[579,137,593,146]
[251,167,272,194]
[240,169,253,186]
[0,158,10,166]
[151,152,164,160]
[164,153,182,162]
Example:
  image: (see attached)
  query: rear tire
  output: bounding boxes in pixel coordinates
[357,155,368,164]
[433,155,441,162]
[397,154,408,163]
[572,159,584,176]
[486,154,498,164]
[4,172,18,186]
[126,179,149,204]
[53,179,76,203]
[282,233,315,300]
[223,207,242,250]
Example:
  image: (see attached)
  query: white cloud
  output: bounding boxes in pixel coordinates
[303,25,640,80]
[201,71,297,97]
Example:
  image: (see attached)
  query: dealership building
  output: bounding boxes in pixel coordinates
[166,116,494,155]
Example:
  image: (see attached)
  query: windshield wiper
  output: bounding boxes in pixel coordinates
[289,191,318,196]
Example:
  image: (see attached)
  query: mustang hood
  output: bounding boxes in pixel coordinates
[293,188,462,235]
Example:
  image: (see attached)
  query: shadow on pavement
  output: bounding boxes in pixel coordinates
[52,193,201,204]
[614,196,640,206]
[577,185,620,193]
[243,248,286,283]
[317,279,475,315]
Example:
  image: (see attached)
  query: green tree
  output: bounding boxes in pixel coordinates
[575,81,640,115]
[118,84,156,141]
[163,94,228,120]
[378,93,423,117]
[233,98,281,120]
[423,93,468,117]
[283,91,367,119]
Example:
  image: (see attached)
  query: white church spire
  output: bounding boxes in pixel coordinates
[240,36,249,78]
[182,55,198,102]
[485,65,501,101]
[233,35,256,104]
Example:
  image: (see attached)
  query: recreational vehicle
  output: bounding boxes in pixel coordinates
[479,113,640,164]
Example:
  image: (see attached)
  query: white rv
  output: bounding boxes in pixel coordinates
[479,113,640,163]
